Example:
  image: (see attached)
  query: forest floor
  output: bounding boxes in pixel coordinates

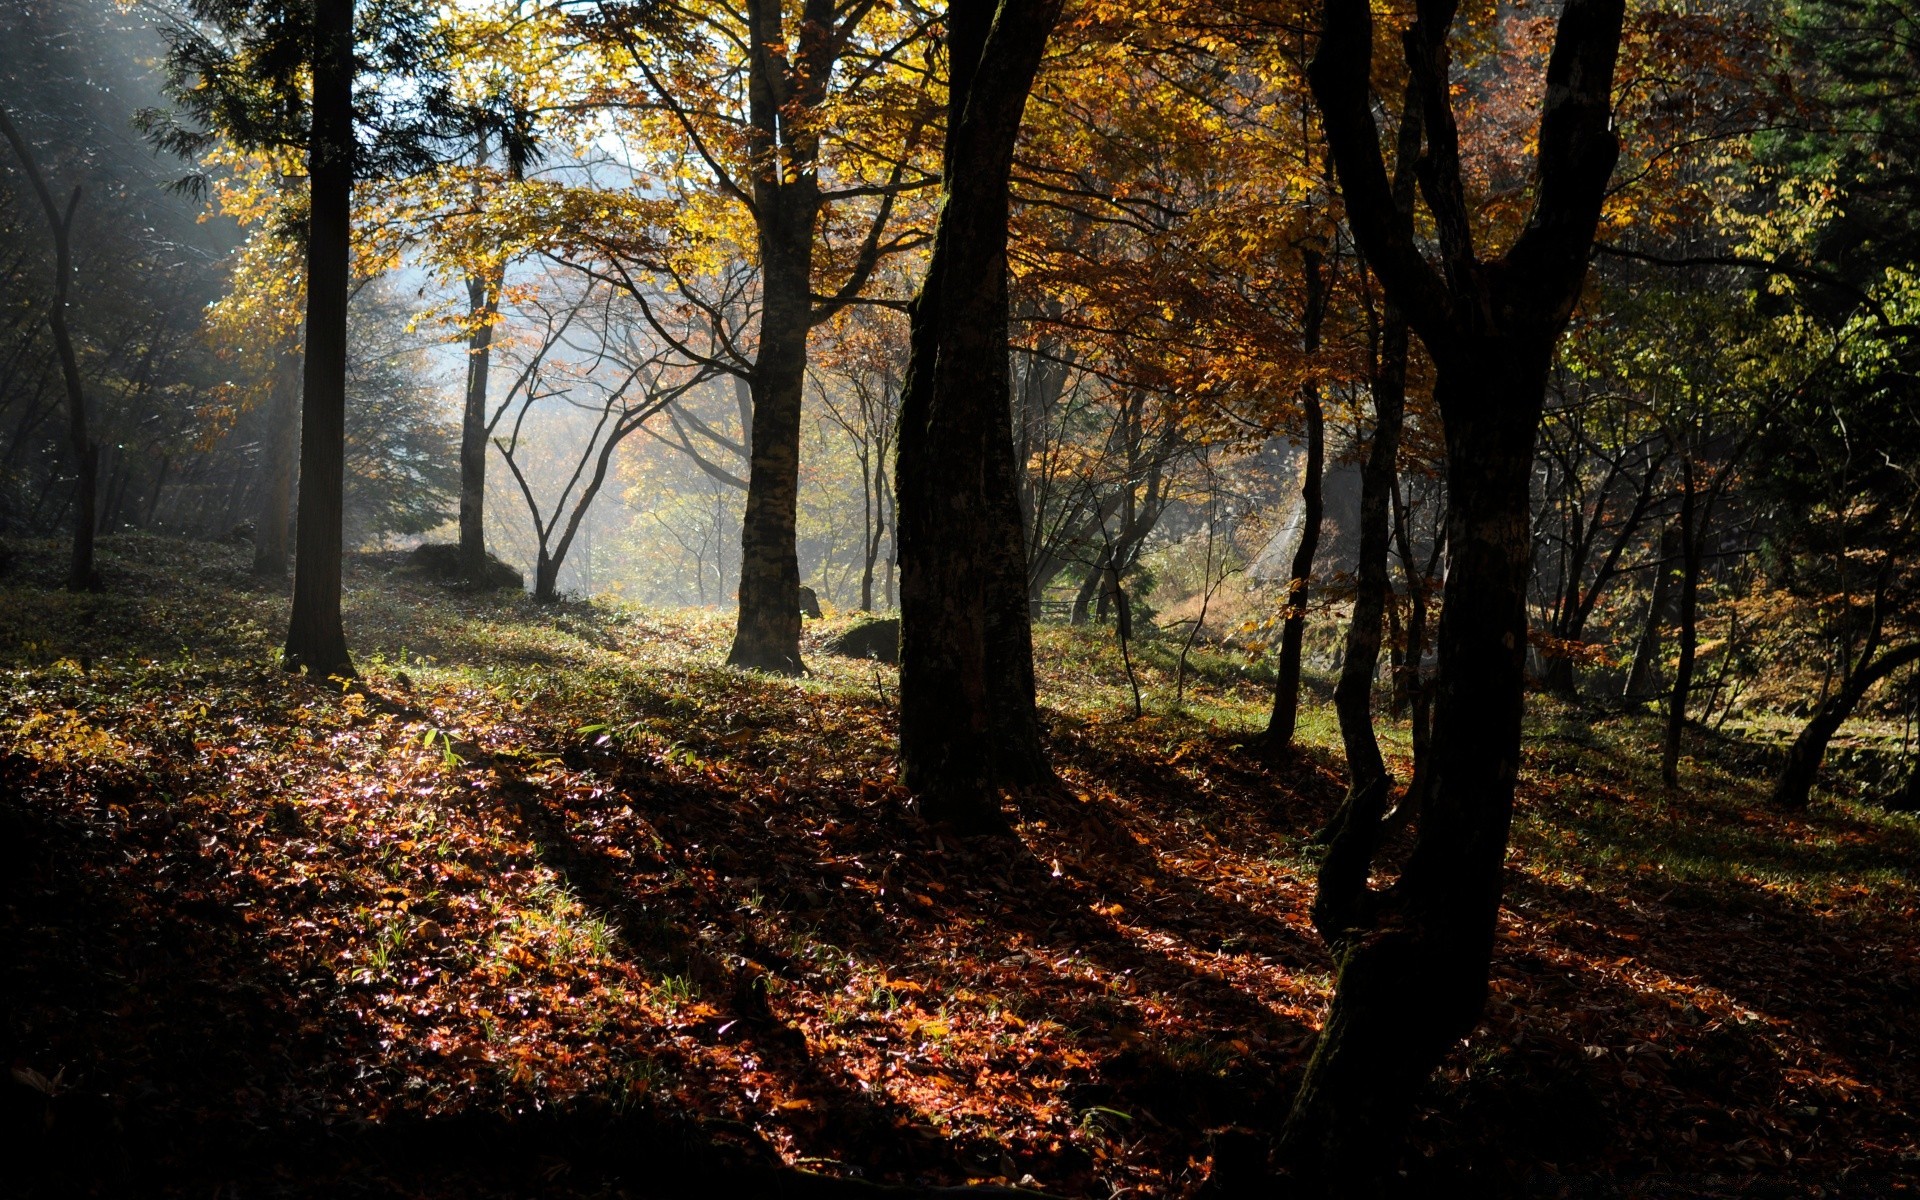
[2,533,1917,1199]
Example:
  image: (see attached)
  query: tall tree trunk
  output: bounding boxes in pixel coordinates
[1771,642,1920,810]
[1660,466,1702,785]
[0,104,95,592]
[458,269,502,586]
[253,338,303,576]
[1282,0,1624,1185]
[1330,90,1419,794]
[1261,386,1325,749]
[728,209,815,674]
[283,0,355,678]
[1625,517,1681,700]
[896,0,1061,831]
[985,391,1051,785]
[1331,305,1407,792]
[1258,251,1330,750]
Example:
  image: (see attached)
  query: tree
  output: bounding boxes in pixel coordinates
[896,0,1062,829]
[1280,0,1627,1185]
[493,279,714,601]
[147,0,480,676]
[0,103,96,592]
[1254,249,1329,751]
[582,0,938,674]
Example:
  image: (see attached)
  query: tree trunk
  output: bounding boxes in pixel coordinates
[728,223,813,674]
[1260,383,1325,749]
[458,270,501,586]
[1771,642,1920,810]
[253,338,303,576]
[1283,0,1624,1184]
[0,105,95,592]
[896,0,1061,831]
[1660,472,1703,785]
[534,547,559,604]
[985,399,1051,786]
[282,0,355,678]
[1626,518,1681,700]
[1332,304,1407,793]
[1284,345,1549,1189]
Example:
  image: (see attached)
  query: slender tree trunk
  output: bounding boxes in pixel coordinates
[984,386,1051,786]
[282,0,355,678]
[253,338,303,576]
[1627,518,1681,700]
[0,105,95,591]
[1661,471,1702,785]
[1261,383,1325,749]
[1772,642,1920,810]
[729,229,813,674]
[897,0,1061,830]
[1332,306,1408,792]
[458,270,501,585]
[859,457,878,611]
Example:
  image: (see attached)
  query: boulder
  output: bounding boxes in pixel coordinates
[825,616,899,664]
[797,584,824,619]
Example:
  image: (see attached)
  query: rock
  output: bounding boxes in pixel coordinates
[406,543,525,591]
[797,584,823,619]
[824,616,899,663]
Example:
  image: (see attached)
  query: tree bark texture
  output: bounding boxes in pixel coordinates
[1283,0,1625,1187]
[253,337,304,576]
[0,104,96,592]
[896,0,1061,829]
[283,0,356,678]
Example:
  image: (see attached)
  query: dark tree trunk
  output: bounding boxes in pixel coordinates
[1771,641,1920,810]
[253,338,303,576]
[984,399,1051,785]
[1625,518,1682,700]
[1332,305,1407,792]
[1289,344,1551,1188]
[0,105,96,592]
[1661,466,1703,785]
[896,0,1061,830]
[1261,386,1324,749]
[1258,251,1331,751]
[458,270,501,586]
[282,0,355,678]
[1283,0,1625,1186]
[1330,89,1419,794]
